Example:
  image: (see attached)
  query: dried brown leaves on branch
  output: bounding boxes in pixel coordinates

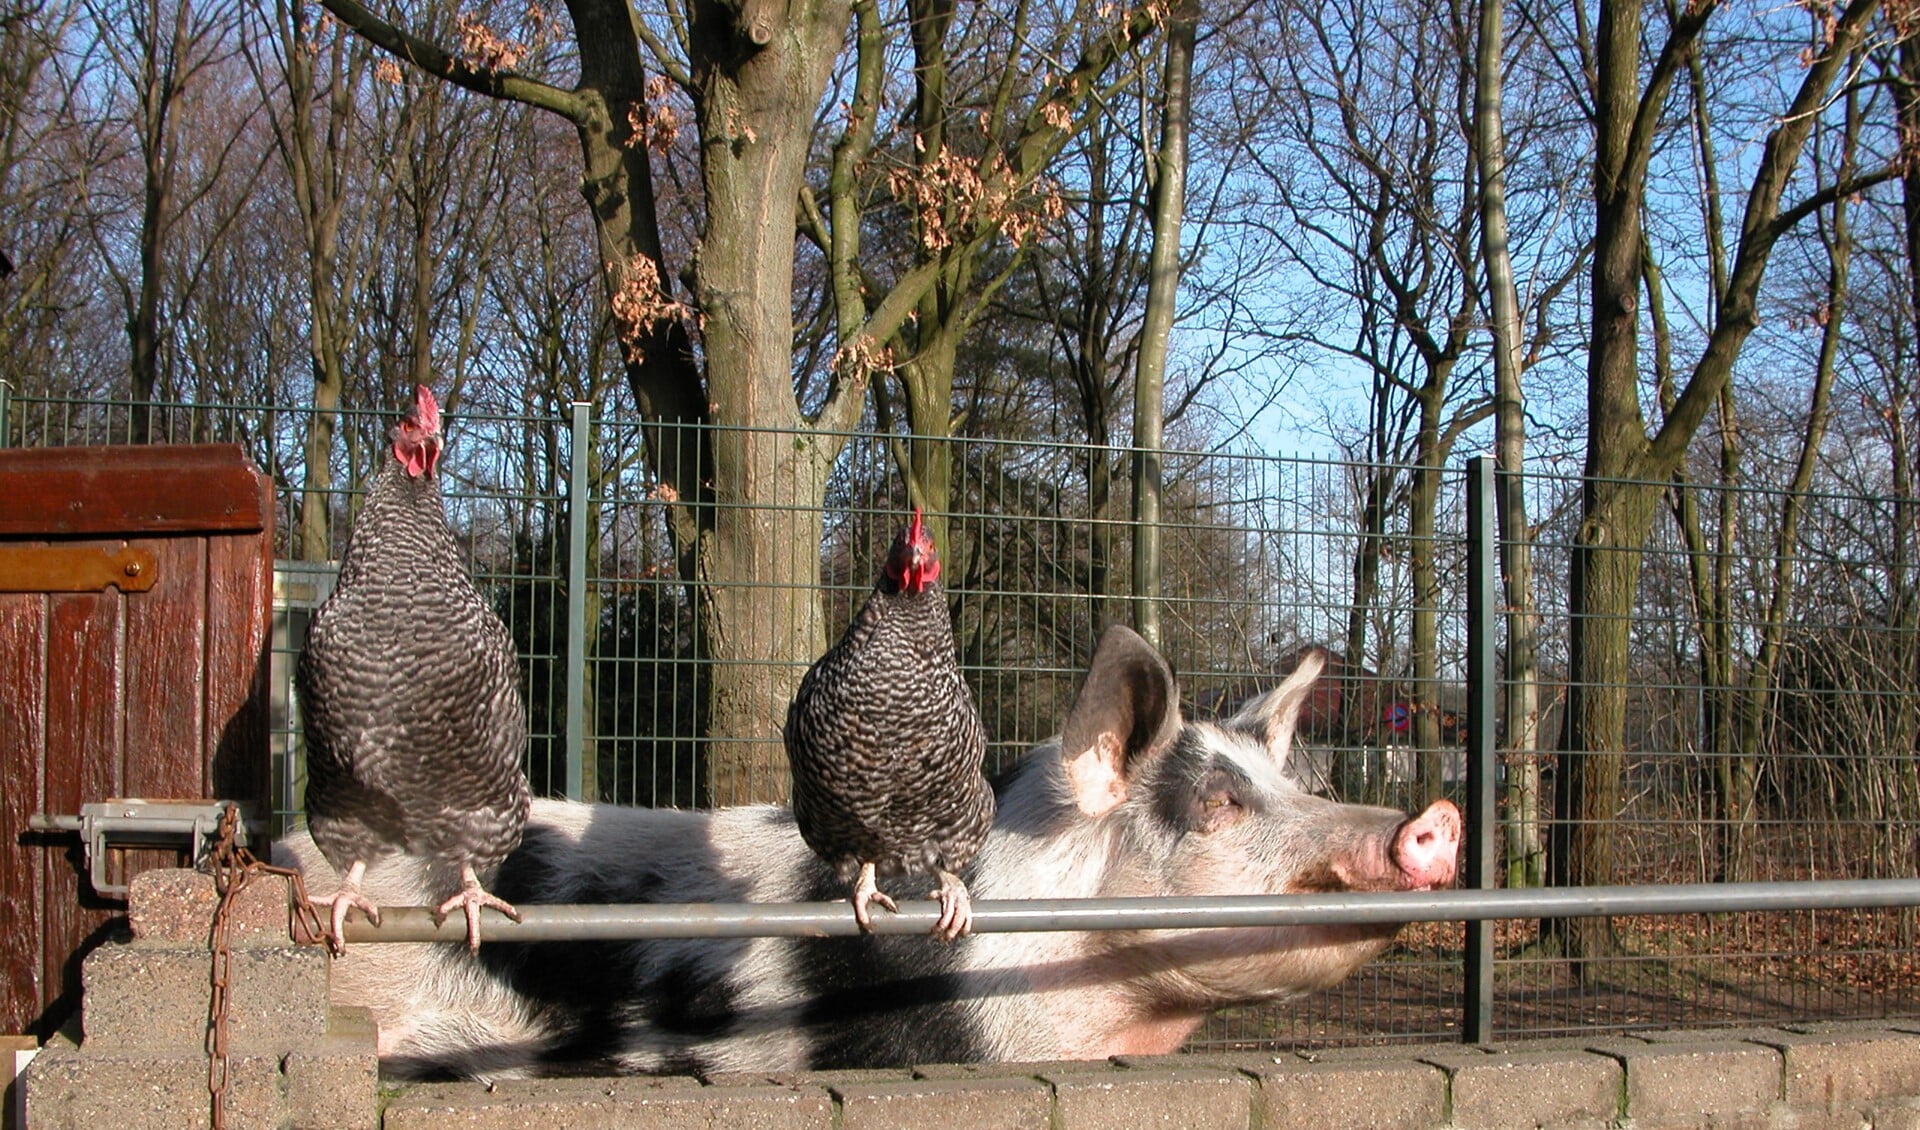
[453,5,555,73]
[833,334,895,384]
[626,76,682,155]
[609,254,691,364]
[887,141,1066,253]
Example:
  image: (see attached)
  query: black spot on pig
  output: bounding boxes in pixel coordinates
[790,866,990,1068]
[472,825,748,1071]
[1147,731,1261,835]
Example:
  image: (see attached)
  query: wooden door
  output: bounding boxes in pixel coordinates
[0,444,272,1037]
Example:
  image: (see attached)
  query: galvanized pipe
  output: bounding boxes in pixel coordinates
[340,878,1920,943]
[563,400,591,802]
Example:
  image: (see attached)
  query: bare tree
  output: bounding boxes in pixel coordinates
[81,0,264,436]
[1236,0,1583,797]
[316,0,1167,802]
[1547,0,1891,968]
[1474,0,1547,886]
[1130,0,1198,649]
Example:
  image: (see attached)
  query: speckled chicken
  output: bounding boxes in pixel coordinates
[784,509,995,941]
[297,385,530,954]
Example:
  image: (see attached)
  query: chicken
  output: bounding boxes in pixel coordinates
[784,508,995,942]
[297,385,531,953]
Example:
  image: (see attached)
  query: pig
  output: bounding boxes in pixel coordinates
[274,624,1461,1079]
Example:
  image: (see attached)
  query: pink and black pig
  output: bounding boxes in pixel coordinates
[276,624,1461,1079]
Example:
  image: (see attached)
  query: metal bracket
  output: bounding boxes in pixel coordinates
[28,799,262,897]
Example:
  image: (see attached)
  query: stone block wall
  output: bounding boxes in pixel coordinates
[21,870,377,1130]
[20,869,1920,1128]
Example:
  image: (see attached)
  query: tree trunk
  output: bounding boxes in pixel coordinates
[1472,0,1542,885]
[129,0,188,440]
[1549,479,1656,967]
[679,0,853,803]
[317,0,1158,805]
[1130,0,1194,653]
[263,0,358,562]
[1409,403,1443,803]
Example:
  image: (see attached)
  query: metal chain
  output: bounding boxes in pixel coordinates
[203,805,327,1129]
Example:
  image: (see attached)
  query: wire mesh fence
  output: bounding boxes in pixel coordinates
[5,387,1916,1049]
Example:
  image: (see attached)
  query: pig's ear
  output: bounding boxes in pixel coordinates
[1233,647,1327,766]
[1059,624,1182,817]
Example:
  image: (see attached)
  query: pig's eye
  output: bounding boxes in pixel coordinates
[1190,778,1245,832]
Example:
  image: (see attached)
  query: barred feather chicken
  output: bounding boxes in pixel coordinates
[785,509,995,942]
[297,385,531,953]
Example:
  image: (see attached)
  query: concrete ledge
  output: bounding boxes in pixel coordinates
[128,869,304,947]
[1417,1046,1623,1129]
[26,999,377,1129]
[834,1076,1052,1130]
[1244,1054,1448,1129]
[39,1011,1920,1128]
[1597,1039,1782,1121]
[80,941,330,1053]
[1040,1066,1254,1130]
[1752,1026,1920,1117]
[25,1029,297,1130]
[363,1027,1920,1128]
[382,1076,695,1130]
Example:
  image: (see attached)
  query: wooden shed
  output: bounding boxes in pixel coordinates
[0,444,273,1038]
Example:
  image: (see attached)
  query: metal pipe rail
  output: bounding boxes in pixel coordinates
[341,878,1920,944]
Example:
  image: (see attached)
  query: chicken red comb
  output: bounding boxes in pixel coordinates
[908,506,925,541]
[412,385,442,433]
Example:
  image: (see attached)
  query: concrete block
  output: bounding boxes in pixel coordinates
[1782,1020,1906,1037]
[80,941,329,1053]
[1750,1029,1920,1115]
[913,1058,1110,1080]
[1042,1066,1254,1130]
[706,1059,913,1089]
[381,1078,626,1129]
[128,869,304,948]
[1308,1042,1484,1064]
[1600,1041,1781,1122]
[834,1076,1052,1130]
[1614,1105,1795,1130]
[611,1083,835,1129]
[1419,1047,1622,1130]
[1868,1095,1920,1130]
[1110,1050,1304,1071]
[386,1078,824,1130]
[1477,1034,1651,1056]
[1637,1026,1798,1046]
[22,1030,285,1130]
[283,1008,380,1129]
[1249,1056,1447,1130]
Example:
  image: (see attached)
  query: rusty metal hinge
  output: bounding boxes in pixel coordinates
[0,545,157,592]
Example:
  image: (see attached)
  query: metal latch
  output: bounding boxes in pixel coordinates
[28,799,262,896]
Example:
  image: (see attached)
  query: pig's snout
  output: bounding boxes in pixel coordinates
[1392,800,1461,889]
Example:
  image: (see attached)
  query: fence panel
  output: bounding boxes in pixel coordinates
[6,392,1916,1048]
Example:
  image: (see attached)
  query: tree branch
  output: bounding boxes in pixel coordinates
[317,0,587,121]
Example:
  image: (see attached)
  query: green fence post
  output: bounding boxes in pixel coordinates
[565,401,591,802]
[0,379,12,447]
[1463,455,1498,1043]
